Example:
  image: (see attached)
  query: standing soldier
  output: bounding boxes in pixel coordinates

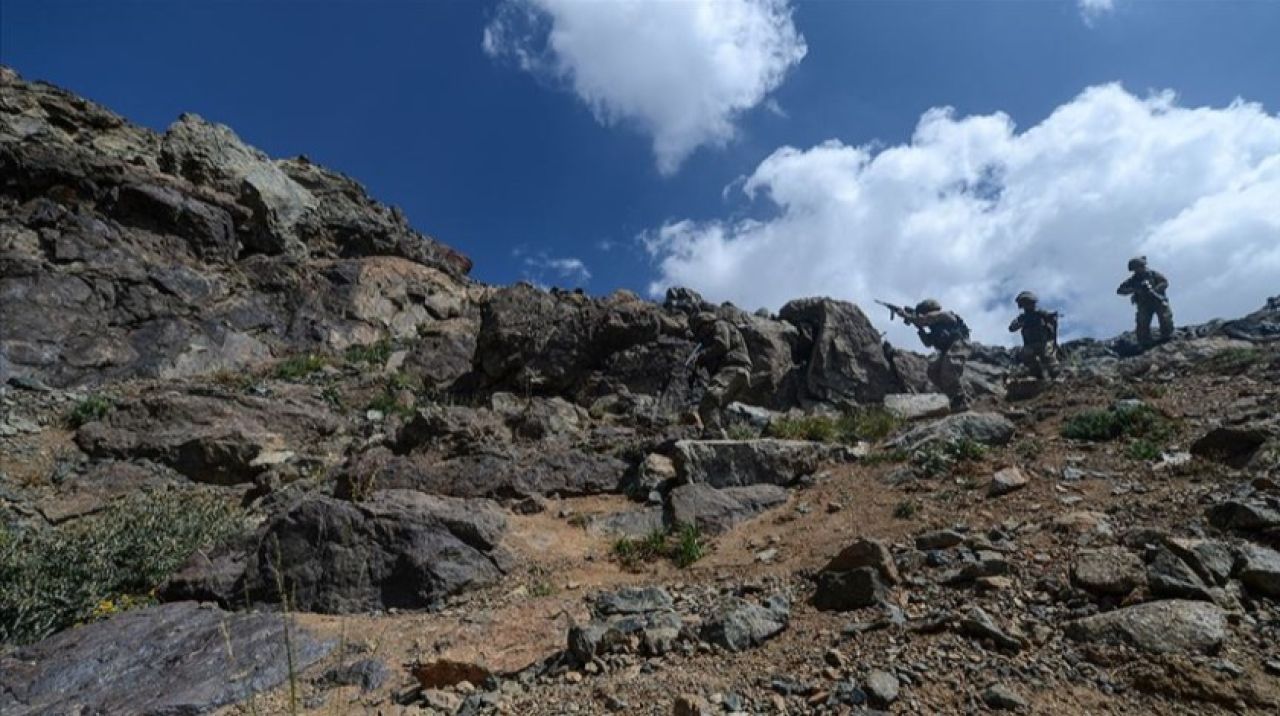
[1116,256,1174,346]
[1008,291,1060,380]
[689,311,752,437]
[880,299,972,411]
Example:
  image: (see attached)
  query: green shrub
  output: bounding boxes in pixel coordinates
[273,353,329,380]
[893,500,919,519]
[767,407,901,445]
[66,395,112,427]
[344,340,394,367]
[1127,439,1163,461]
[0,489,244,645]
[768,415,837,442]
[1062,404,1173,443]
[610,525,706,570]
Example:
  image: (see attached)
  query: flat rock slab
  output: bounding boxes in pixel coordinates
[890,412,1015,453]
[672,439,846,488]
[666,483,789,534]
[0,601,333,716]
[1065,600,1226,655]
[883,393,951,421]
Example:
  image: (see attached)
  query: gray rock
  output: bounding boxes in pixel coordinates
[1206,499,1280,534]
[890,412,1016,452]
[812,567,886,611]
[1064,600,1227,654]
[672,439,846,488]
[823,537,900,584]
[1163,537,1235,587]
[595,586,674,615]
[883,393,951,421]
[915,529,965,550]
[0,602,332,716]
[982,684,1027,710]
[959,607,1025,651]
[700,595,790,652]
[1146,547,1213,601]
[1071,547,1145,597]
[666,483,788,534]
[863,670,900,707]
[568,611,682,664]
[988,467,1029,497]
[1237,545,1280,598]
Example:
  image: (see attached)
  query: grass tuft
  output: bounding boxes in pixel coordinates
[611,525,706,571]
[273,353,329,380]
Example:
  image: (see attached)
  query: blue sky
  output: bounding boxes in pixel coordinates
[3,0,1279,342]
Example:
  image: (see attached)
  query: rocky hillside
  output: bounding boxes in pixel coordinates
[3,68,1280,716]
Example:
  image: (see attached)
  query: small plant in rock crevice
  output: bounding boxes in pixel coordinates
[66,394,112,427]
[272,353,329,381]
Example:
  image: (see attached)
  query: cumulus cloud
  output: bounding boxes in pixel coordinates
[643,84,1280,346]
[1078,0,1116,25]
[483,0,807,174]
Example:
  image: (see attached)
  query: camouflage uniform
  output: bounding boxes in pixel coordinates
[907,300,971,411]
[691,313,752,435]
[1009,292,1059,380]
[1117,258,1173,345]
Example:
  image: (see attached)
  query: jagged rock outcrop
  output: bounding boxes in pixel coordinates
[0,68,472,388]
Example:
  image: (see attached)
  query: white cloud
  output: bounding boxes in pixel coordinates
[518,251,593,287]
[483,0,807,175]
[1078,0,1116,25]
[643,84,1280,346]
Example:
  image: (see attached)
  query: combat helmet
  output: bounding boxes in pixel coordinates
[915,298,942,314]
[1015,291,1038,307]
[1127,256,1148,271]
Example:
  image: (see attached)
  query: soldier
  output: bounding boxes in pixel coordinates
[1008,291,1060,380]
[1116,256,1174,346]
[689,311,752,437]
[897,299,972,411]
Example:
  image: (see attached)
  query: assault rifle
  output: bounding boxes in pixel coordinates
[875,300,918,324]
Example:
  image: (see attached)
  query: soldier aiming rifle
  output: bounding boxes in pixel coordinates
[876,299,972,411]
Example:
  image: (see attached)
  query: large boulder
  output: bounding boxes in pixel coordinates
[240,490,510,612]
[779,298,899,406]
[672,439,847,488]
[0,601,333,716]
[1064,600,1227,655]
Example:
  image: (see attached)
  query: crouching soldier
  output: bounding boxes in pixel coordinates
[899,299,972,412]
[689,311,752,437]
[1117,256,1174,346]
[1008,291,1060,380]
